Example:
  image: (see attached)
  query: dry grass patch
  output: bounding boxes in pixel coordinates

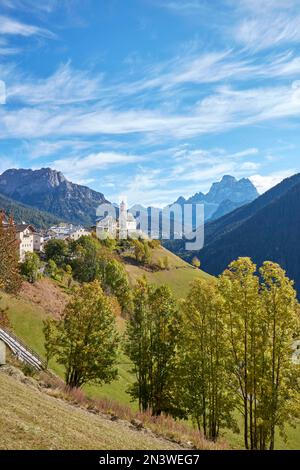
[40,374,227,451]
[0,370,183,450]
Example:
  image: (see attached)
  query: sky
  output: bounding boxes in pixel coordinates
[0,0,300,206]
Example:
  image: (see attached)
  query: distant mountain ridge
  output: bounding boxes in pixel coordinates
[173,175,259,221]
[0,168,108,226]
[0,168,259,230]
[175,172,300,294]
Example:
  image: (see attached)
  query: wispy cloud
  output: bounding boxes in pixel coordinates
[7,63,102,105]
[0,0,59,13]
[1,80,300,141]
[0,15,55,38]
[49,151,143,184]
[232,0,300,50]
[235,15,300,51]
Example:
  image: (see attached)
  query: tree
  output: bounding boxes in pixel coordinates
[43,317,57,368]
[21,252,41,283]
[101,236,117,251]
[177,278,237,440]
[218,257,261,450]
[104,259,132,314]
[43,280,119,388]
[148,239,161,249]
[133,240,145,264]
[45,239,69,267]
[125,278,181,415]
[143,242,152,265]
[65,264,72,276]
[0,282,10,329]
[46,259,58,279]
[218,257,300,450]
[258,261,300,450]
[70,237,131,314]
[0,212,22,294]
[70,236,108,283]
[192,256,201,269]
[163,256,169,270]
[65,264,73,289]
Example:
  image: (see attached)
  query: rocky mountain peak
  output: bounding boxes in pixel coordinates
[0,167,108,226]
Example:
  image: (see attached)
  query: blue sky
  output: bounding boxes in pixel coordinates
[0,0,300,206]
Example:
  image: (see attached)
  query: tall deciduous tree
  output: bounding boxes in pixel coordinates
[177,278,237,440]
[125,278,181,415]
[219,257,300,450]
[104,259,132,314]
[218,257,260,450]
[258,261,300,450]
[44,280,119,388]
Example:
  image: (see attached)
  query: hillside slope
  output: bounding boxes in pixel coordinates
[0,371,180,450]
[123,246,211,298]
[0,192,64,229]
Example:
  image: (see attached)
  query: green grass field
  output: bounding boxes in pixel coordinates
[123,246,212,299]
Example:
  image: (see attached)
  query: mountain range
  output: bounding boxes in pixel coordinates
[167,173,300,294]
[0,168,259,229]
[173,175,258,222]
[0,168,108,226]
[129,175,259,236]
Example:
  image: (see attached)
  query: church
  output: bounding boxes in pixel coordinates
[96,200,137,239]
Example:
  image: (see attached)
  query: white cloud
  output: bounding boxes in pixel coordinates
[7,63,102,105]
[0,0,59,13]
[0,15,55,38]
[249,170,295,193]
[1,80,300,141]
[240,161,260,171]
[117,50,300,99]
[232,0,300,50]
[49,151,142,182]
[235,15,300,51]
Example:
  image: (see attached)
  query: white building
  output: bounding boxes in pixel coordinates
[33,232,44,252]
[15,224,44,261]
[46,224,90,241]
[96,201,138,239]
